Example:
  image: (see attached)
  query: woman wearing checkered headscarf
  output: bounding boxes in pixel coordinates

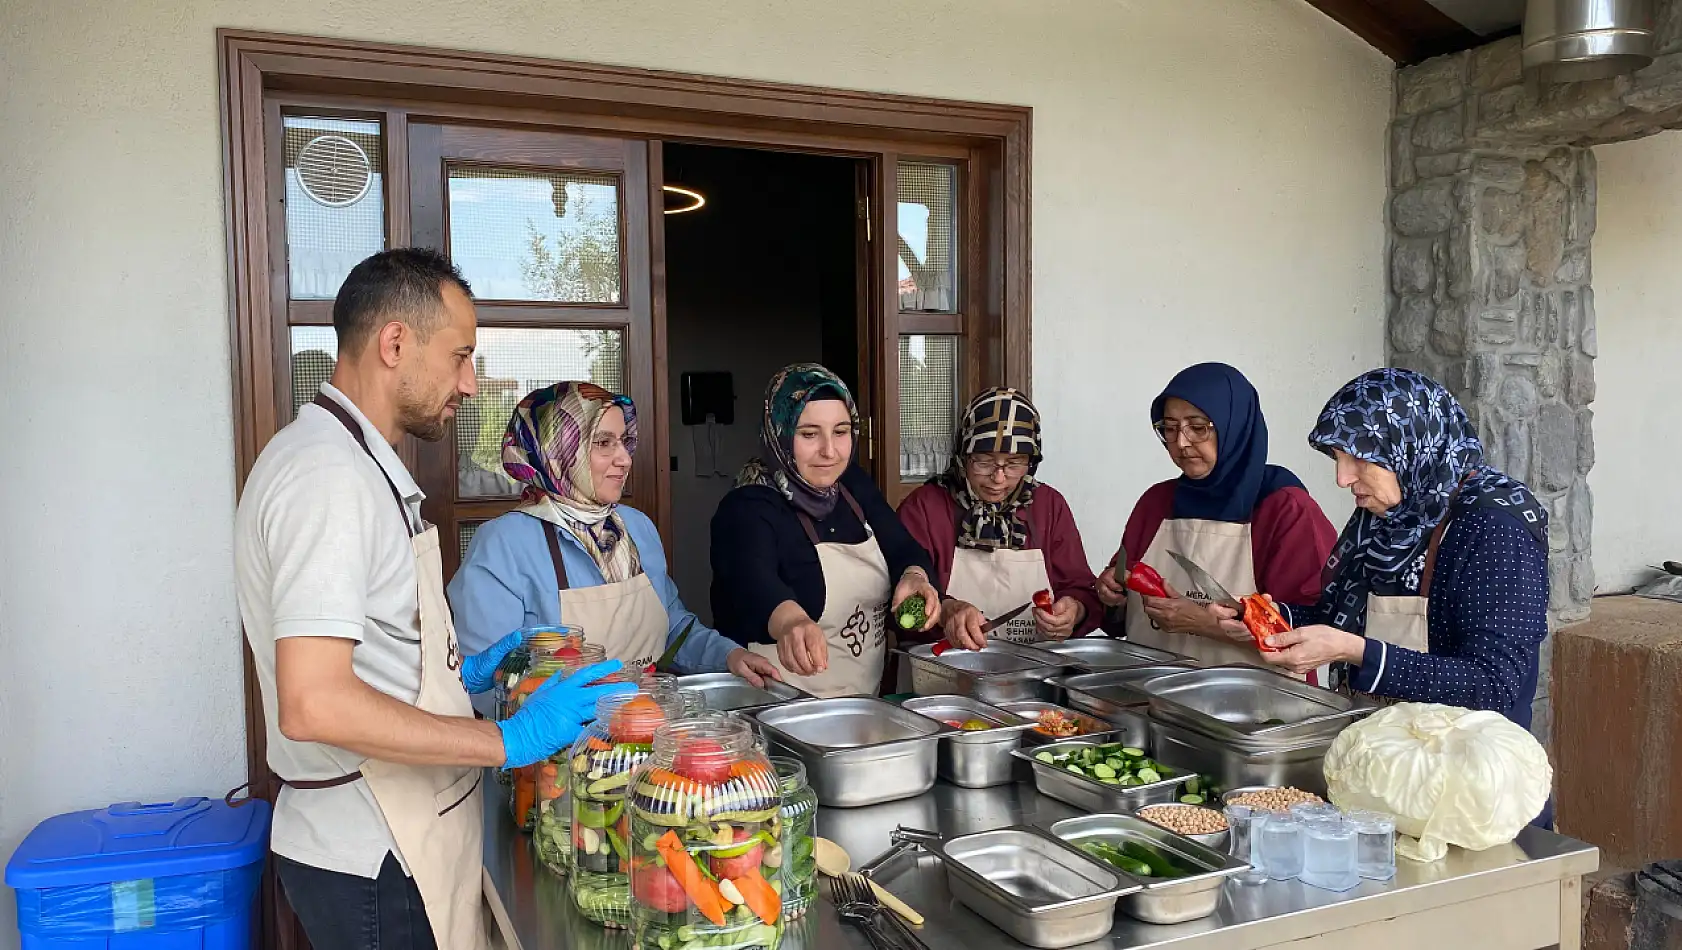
[898,387,1102,647]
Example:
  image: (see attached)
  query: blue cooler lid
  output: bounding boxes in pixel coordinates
[5,797,271,889]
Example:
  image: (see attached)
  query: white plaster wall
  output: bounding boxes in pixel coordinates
[0,0,1385,938]
[1588,134,1682,593]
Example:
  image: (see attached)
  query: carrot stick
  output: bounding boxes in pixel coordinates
[732,868,781,925]
[655,830,727,926]
[513,766,536,826]
[536,764,562,801]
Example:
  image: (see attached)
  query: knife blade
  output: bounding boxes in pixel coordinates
[1166,550,1243,610]
[980,600,1034,634]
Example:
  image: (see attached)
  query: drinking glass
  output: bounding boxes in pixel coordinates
[1259,813,1304,881]
[1224,805,1269,884]
[1301,818,1360,892]
[1347,811,1397,881]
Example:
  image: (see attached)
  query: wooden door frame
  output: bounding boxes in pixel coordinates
[220,29,1029,944]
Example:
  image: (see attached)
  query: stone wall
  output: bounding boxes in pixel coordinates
[1386,7,1682,744]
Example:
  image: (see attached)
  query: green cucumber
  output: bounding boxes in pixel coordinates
[1136,767,1161,783]
[606,827,628,863]
[577,802,609,829]
[587,771,632,797]
[1180,794,1206,805]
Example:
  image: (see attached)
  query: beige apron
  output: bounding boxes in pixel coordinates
[295,395,490,950]
[1359,516,1452,666]
[1123,518,1330,685]
[749,488,891,698]
[948,547,1052,644]
[530,504,668,674]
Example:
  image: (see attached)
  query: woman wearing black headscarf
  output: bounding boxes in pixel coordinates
[1096,363,1336,671]
[1214,368,1551,733]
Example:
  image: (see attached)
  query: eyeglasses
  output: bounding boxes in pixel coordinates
[1153,421,1216,445]
[966,457,1031,477]
[589,436,630,456]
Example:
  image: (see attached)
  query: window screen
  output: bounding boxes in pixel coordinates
[897,162,958,313]
[899,335,961,479]
[284,116,386,300]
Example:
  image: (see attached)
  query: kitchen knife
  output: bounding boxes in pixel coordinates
[931,600,1034,655]
[1165,549,1243,610]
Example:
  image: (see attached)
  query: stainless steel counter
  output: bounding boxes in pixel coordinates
[484,773,1598,950]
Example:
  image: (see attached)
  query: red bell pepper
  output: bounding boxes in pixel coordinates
[1240,594,1289,653]
[1032,589,1054,610]
[1125,562,1171,599]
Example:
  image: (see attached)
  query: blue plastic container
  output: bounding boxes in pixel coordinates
[6,797,270,950]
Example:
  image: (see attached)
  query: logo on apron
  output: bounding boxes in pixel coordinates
[840,606,870,658]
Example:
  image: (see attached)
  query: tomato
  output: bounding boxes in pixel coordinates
[631,862,690,914]
[610,695,666,744]
[554,646,582,660]
[709,828,765,880]
[673,739,732,785]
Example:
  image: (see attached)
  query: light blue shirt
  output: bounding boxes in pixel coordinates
[448,506,738,674]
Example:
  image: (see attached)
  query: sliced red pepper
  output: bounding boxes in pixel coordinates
[1125,562,1171,599]
[1240,594,1289,653]
[1032,589,1054,610]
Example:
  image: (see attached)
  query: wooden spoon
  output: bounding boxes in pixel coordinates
[813,837,924,926]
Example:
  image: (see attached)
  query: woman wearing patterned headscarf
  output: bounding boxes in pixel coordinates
[710,364,939,697]
[1098,363,1337,672]
[1214,368,1551,732]
[449,381,777,686]
[898,388,1100,648]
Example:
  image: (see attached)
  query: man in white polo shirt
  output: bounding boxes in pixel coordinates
[235,248,633,950]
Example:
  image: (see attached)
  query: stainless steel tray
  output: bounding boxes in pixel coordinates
[900,643,1071,704]
[1010,737,1188,813]
[902,695,1034,789]
[1052,665,1197,721]
[995,700,1132,747]
[1150,718,1334,796]
[752,697,954,807]
[896,825,1139,949]
[1024,637,1192,671]
[1138,665,1376,743]
[1047,813,1248,925]
[672,672,808,713]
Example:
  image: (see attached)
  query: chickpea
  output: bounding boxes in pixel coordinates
[1139,805,1228,836]
[1226,787,1324,812]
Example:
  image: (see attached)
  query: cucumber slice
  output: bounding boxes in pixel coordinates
[1180,794,1206,805]
[1185,776,1202,795]
[1092,763,1116,779]
[1099,776,1121,785]
[1035,751,1055,764]
[1065,765,1085,776]
[1121,747,1145,757]
[1136,767,1161,783]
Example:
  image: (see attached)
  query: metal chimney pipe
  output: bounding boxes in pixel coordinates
[1523,0,1656,82]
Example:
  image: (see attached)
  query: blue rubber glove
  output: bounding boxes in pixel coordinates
[460,629,528,695]
[497,660,637,768]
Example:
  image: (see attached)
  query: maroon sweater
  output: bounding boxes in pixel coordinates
[897,482,1103,643]
[1105,481,1337,636]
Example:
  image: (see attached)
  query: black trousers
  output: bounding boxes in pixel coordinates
[276,852,437,950]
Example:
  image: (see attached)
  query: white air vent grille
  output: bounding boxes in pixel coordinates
[296,134,373,208]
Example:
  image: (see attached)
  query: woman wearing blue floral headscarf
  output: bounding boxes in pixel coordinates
[1214,368,1550,733]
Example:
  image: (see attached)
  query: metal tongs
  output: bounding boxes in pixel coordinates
[829,835,935,950]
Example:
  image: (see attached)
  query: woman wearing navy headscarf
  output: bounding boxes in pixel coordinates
[1096,363,1337,671]
[1213,368,1551,734]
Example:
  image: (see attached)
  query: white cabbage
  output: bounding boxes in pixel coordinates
[1322,703,1552,862]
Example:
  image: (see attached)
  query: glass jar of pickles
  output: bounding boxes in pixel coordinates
[767,757,817,920]
[501,631,604,836]
[627,717,783,950]
[567,690,689,928]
